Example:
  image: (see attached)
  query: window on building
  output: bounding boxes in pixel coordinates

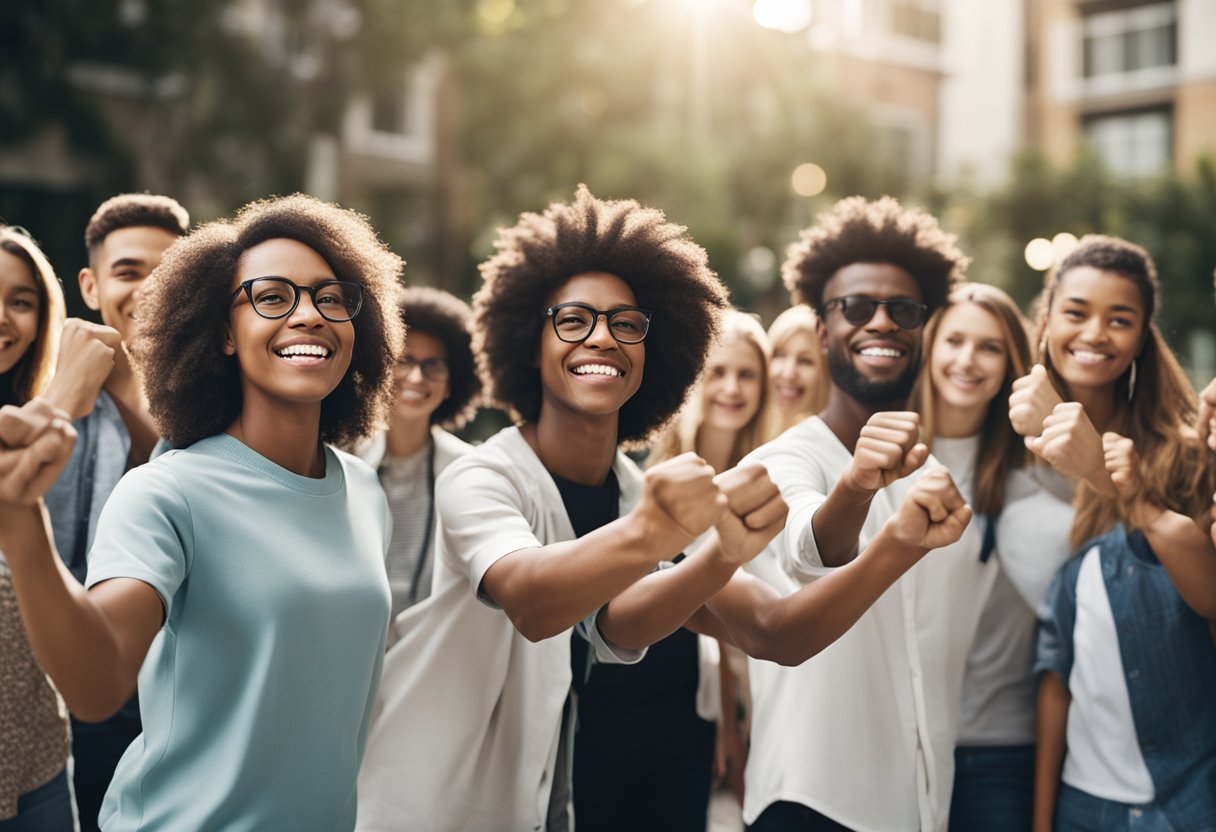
[1082,2,1176,77]
[1083,109,1171,176]
[862,0,940,44]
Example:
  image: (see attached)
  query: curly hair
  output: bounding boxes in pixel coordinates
[782,196,968,314]
[131,194,405,449]
[400,286,480,429]
[473,185,728,444]
[85,193,190,265]
[0,226,66,406]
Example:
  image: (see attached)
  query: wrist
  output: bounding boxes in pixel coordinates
[863,526,927,573]
[839,469,879,502]
[0,500,50,555]
[1127,498,1167,530]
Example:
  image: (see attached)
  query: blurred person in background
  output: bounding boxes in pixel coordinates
[41,193,189,832]
[358,286,480,623]
[906,282,1073,831]
[765,305,829,440]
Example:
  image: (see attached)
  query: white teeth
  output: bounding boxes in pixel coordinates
[1072,350,1110,363]
[859,347,902,358]
[400,389,427,401]
[276,344,331,359]
[572,363,623,377]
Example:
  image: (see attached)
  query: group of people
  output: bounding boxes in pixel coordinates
[0,185,1212,832]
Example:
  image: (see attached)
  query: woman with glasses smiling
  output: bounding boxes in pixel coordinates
[358,286,481,622]
[0,194,404,831]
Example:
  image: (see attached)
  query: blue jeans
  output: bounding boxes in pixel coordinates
[948,744,1034,831]
[0,768,75,831]
[1055,783,1179,832]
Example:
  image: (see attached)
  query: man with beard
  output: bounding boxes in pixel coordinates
[740,197,984,832]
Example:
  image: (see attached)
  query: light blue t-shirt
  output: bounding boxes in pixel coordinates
[84,433,392,831]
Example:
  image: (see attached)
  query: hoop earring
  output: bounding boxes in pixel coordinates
[1127,359,1137,401]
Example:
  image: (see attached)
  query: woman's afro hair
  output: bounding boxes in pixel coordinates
[782,196,968,314]
[131,193,405,448]
[400,285,480,429]
[473,185,729,443]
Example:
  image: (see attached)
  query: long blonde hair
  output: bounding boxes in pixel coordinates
[650,310,772,470]
[0,226,65,405]
[1036,235,1214,547]
[910,283,1032,517]
[765,304,829,439]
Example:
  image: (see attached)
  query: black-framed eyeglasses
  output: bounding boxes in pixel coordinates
[822,295,927,330]
[396,355,450,381]
[546,302,653,344]
[229,276,364,323]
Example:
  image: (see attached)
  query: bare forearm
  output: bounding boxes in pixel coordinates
[1137,505,1216,619]
[2,503,139,720]
[811,479,875,567]
[596,533,737,650]
[708,532,920,666]
[1034,672,1070,832]
[485,515,674,642]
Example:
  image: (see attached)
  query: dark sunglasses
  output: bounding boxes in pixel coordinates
[822,295,927,330]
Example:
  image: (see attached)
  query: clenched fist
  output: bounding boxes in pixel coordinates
[881,468,973,552]
[1009,364,1064,438]
[636,453,727,556]
[1103,432,1163,529]
[43,318,122,420]
[842,411,929,494]
[0,399,77,507]
[711,464,788,567]
[1024,402,1113,494]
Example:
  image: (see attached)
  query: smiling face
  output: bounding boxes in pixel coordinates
[820,262,924,406]
[1044,265,1145,396]
[929,302,1009,419]
[392,329,450,425]
[0,248,41,376]
[701,334,764,434]
[81,225,180,343]
[537,271,644,423]
[224,237,356,413]
[769,329,821,417]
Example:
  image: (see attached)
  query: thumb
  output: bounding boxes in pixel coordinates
[1031,363,1048,381]
[901,443,930,477]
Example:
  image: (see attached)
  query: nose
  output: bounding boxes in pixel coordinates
[404,362,426,383]
[1081,315,1108,343]
[865,304,899,332]
[582,313,617,349]
[287,290,324,327]
[773,358,795,381]
[723,373,741,395]
[956,343,977,368]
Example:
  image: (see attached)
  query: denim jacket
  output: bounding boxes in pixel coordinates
[1036,523,1216,830]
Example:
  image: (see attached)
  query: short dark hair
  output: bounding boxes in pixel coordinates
[473,185,729,444]
[85,193,190,264]
[131,193,405,449]
[400,286,480,429]
[1050,234,1159,322]
[782,196,968,314]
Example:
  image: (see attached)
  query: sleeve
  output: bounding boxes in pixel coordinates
[575,608,645,665]
[744,441,832,579]
[995,467,1076,609]
[1034,558,1079,683]
[434,458,545,607]
[83,460,194,621]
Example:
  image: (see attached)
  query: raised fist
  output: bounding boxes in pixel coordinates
[711,464,789,567]
[637,452,726,556]
[43,318,122,420]
[1009,364,1064,438]
[1024,402,1111,493]
[882,468,972,552]
[844,411,928,493]
[0,399,77,506]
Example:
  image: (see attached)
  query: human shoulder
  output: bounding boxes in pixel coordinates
[437,426,534,489]
[432,426,475,473]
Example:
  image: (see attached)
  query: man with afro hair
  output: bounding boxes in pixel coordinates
[740,196,984,832]
[44,192,189,832]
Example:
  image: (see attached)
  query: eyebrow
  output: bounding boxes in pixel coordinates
[109,257,147,270]
[1063,296,1141,314]
[10,285,38,295]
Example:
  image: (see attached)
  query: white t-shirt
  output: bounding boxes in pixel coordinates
[740,417,987,832]
[1061,546,1155,803]
[355,427,644,832]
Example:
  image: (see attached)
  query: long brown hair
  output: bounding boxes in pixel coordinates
[0,226,65,406]
[910,283,1031,517]
[1035,235,1214,547]
[650,310,772,471]
[765,304,830,439]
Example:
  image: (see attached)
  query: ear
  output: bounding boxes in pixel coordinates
[79,268,101,311]
[222,322,237,356]
[816,315,827,351]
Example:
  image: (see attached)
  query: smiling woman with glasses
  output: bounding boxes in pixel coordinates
[356,285,481,622]
[0,194,405,832]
